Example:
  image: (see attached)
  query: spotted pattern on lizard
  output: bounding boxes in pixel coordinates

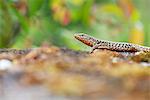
[74,33,150,53]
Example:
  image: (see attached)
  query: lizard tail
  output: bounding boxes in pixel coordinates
[137,46,150,52]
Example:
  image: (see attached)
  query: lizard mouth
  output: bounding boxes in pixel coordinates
[74,34,93,47]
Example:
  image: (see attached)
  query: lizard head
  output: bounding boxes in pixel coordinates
[74,33,98,47]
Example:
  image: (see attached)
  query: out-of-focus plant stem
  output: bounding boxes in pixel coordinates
[0,0,13,47]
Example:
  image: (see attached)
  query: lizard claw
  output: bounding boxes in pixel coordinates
[90,48,95,54]
[89,51,93,54]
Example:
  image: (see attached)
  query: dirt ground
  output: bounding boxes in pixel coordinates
[0,46,149,100]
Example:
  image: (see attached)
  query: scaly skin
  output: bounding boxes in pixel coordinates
[74,33,150,53]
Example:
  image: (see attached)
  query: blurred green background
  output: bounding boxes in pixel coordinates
[0,0,150,51]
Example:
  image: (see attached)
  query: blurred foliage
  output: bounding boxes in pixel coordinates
[0,0,149,50]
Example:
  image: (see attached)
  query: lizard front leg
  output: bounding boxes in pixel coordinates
[90,44,108,53]
[90,43,100,53]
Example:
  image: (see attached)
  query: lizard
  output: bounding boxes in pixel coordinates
[74,33,150,53]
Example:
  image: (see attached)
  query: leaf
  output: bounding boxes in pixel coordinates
[100,4,124,19]
[129,22,144,45]
[27,0,44,17]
